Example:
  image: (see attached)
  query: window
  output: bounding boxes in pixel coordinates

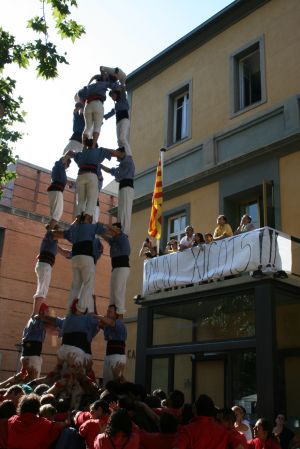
[173,91,189,143]
[162,204,190,250]
[168,213,187,242]
[238,200,261,229]
[166,82,192,146]
[231,37,266,114]
[152,291,255,346]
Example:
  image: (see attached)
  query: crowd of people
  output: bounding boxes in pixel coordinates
[139,214,255,259]
[0,371,298,449]
[1,63,296,448]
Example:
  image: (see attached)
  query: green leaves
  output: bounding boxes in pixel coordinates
[31,40,69,79]
[27,16,48,34]
[56,19,85,42]
[0,0,85,196]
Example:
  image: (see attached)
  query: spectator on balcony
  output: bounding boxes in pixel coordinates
[204,233,213,244]
[234,214,256,235]
[213,215,233,240]
[179,226,194,251]
[139,238,157,259]
[192,233,205,246]
[165,238,179,254]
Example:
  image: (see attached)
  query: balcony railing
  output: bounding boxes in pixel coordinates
[143,227,300,295]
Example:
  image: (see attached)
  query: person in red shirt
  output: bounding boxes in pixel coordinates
[79,399,110,449]
[218,408,247,449]
[174,394,246,449]
[247,418,281,449]
[2,385,25,408]
[74,408,92,427]
[7,393,63,449]
[139,412,178,449]
[154,390,185,420]
[94,408,139,449]
[0,399,16,449]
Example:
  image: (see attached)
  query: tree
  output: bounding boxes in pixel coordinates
[0,0,85,197]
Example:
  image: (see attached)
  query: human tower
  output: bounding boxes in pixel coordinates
[20,66,134,389]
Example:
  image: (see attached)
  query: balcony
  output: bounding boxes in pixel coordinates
[142,227,300,296]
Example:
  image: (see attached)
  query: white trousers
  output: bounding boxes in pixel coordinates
[110,267,130,314]
[103,354,127,386]
[63,139,83,155]
[93,204,100,223]
[58,344,87,368]
[21,355,43,378]
[68,255,95,313]
[83,101,104,136]
[117,187,134,236]
[34,261,52,298]
[117,118,132,156]
[48,190,63,222]
[76,172,99,216]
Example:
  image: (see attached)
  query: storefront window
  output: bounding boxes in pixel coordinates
[231,350,257,422]
[174,354,193,403]
[151,358,169,393]
[152,291,255,346]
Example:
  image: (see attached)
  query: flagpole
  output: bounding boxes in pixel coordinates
[157,148,166,255]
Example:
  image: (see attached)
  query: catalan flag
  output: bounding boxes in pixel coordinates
[148,155,163,240]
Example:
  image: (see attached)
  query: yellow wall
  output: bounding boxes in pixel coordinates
[276,303,300,350]
[130,0,300,173]
[124,321,137,382]
[279,151,300,237]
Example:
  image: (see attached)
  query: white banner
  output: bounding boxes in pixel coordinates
[143,227,292,295]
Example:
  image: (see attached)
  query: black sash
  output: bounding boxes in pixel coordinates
[62,332,89,353]
[22,340,42,356]
[72,240,93,257]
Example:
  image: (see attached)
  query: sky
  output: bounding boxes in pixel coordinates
[1,0,233,185]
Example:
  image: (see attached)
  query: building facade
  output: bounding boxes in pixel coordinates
[0,160,117,381]
[124,0,300,422]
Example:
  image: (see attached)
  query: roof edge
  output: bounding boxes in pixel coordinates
[126,0,270,90]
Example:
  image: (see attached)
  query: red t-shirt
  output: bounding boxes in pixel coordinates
[139,430,178,449]
[176,416,244,449]
[74,410,92,427]
[79,416,109,449]
[7,412,61,449]
[153,407,182,419]
[228,428,247,449]
[94,431,140,449]
[247,437,281,449]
